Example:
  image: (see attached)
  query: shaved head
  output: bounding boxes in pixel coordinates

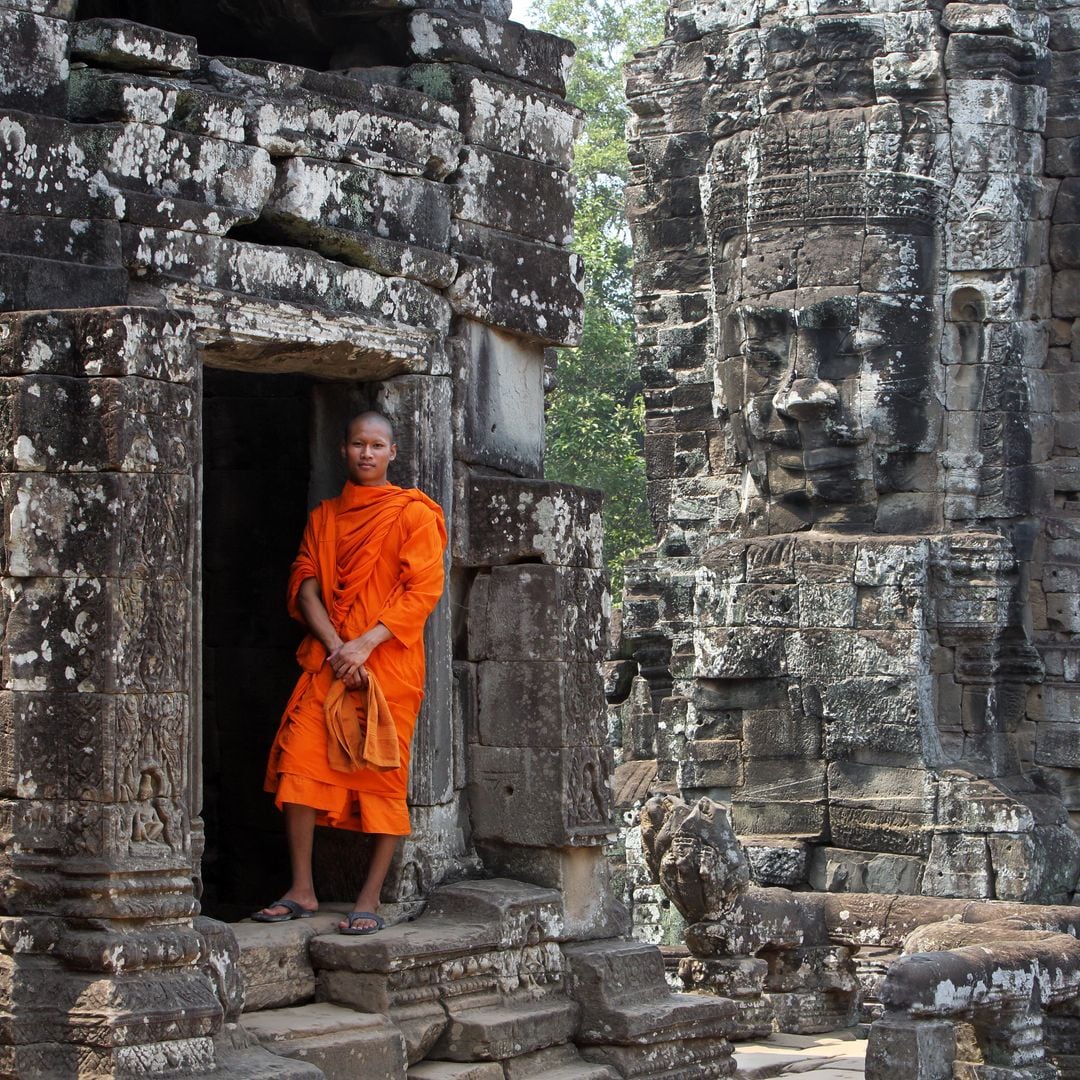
[343,411,394,443]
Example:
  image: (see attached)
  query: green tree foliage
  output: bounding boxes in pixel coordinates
[531,0,665,595]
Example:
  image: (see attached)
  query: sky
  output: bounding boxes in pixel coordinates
[510,0,538,27]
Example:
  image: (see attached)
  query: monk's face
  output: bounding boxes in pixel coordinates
[342,418,396,486]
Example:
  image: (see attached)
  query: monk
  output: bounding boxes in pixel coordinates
[254,411,447,934]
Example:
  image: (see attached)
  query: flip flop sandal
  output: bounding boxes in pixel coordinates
[340,910,385,935]
[251,898,317,923]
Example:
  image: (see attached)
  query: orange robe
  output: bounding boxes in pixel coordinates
[264,482,447,835]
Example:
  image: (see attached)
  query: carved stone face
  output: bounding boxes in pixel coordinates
[707,102,948,533]
[715,222,942,531]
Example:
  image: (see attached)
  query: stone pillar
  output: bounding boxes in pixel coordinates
[0,307,221,1073]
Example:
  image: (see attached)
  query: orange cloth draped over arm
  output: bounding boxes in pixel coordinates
[263,483,447,835]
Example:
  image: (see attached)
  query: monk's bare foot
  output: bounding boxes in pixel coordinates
[339,890,380,932]
[258,892,318,920]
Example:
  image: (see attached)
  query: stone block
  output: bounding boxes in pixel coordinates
[3,575,190,693]
[242,1003,408,1078]
[467,743,614,846]
[467,564,607,664]
[693,626,787,679]
[208,59,461,178]
[808,847,925,894]
[121,227,452,335]
[75,307,197,382]
[232,917,336,1012]
[562,938,734,1044]
[0,9,68,114]
[1,470,192,580]
[453,147,573,245]
[408,1062,503,1079]
[470,847,629,942]
[0,690,188,804]
[1054,270,1080,317]
[1036,722,1080,769]
[677,738,742,789]
[742,839,810,887]
[475,660,606,748]
[430,67,582,167]
[449,224,584,347]
[453,468,604,569]
[0,112,112,220]
[501,1045,618,1078]
[730,800,827,839]
[0,249,128,313]
[261,155,452,260]
[829,806,932,857]
[431,996,578,1062]
[828,763,935,815]
[580,1038,734,1079]
[0,374,195,474]
[865,1017,955,1080]
[741,759,826,804]
[78,122,275,230]
[453,320,545,476]
[71,18,197,73]
[407,11,573,96]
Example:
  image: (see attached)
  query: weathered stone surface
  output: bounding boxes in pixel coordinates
[72,18,198,73]
[467,564,608,664]
[453,147,573,245]
[453,469,603,569]
[232,915,341,1013]
[431,997,579,1062]
[468,743,614,846]
[407,66,581,167]
[122,227,452,334]
[243,1003,408,1077]
[407,11,573,96]
[0,9,69,114]
[261,156,452,262]
[450,223,585,347]
[452,319,547,476]
[474,661,606,749]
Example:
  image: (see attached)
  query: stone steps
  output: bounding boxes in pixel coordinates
[225,879,738,1079]
[242,1002,408,1078]
[432,996,580,1061]
[233,902,424,1012]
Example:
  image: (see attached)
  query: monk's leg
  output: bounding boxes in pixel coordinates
[340,832,398,931]
[258,802,319,918]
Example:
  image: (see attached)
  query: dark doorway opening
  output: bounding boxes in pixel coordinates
[200,368,313,919]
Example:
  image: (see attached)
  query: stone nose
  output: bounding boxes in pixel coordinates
[773,377,839,421]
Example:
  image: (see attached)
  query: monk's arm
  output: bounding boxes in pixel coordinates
[297,577,345,654]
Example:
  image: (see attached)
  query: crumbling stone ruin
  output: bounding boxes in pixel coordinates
[0,0,744,1076]
[613,0,1080,927]
[643,792,1080,1078]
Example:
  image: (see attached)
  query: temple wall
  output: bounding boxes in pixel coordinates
[0,1,626,1070]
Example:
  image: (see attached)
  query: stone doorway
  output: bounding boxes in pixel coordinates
[199,367,390,920]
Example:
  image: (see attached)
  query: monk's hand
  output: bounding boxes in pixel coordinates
[329,637,375,683]
[343,666,367,690]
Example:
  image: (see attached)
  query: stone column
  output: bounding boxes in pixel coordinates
[0,307,221,1074]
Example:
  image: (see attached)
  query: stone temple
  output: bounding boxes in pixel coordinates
[616,0,1080,909]
[4,0,1080,1077]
